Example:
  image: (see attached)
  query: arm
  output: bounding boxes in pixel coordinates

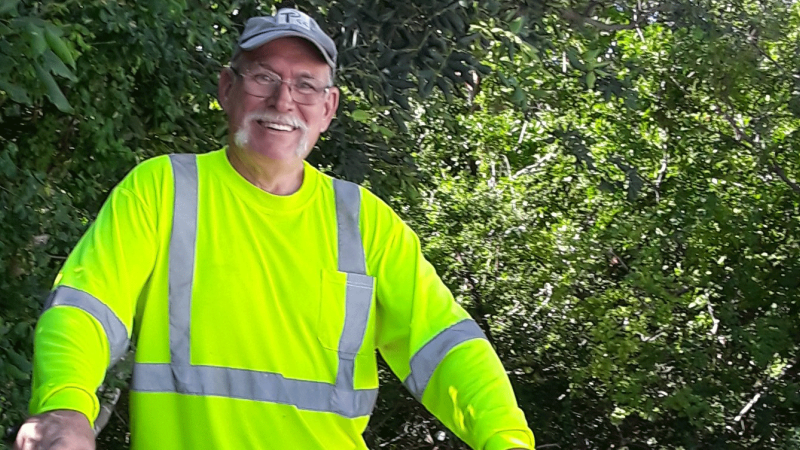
[364,194,534,450]
[20,158,168,447]
[422,341,535,450]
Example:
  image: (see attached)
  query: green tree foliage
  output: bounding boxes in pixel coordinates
[1,0,236,438]
[2,0,800,449]
[379,0,800,448]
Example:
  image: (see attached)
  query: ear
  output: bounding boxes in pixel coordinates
[218,68,235,112]
[318,86,340,133]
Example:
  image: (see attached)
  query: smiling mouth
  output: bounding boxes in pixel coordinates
[257,120,296,132]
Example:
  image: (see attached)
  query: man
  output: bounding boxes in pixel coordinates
[15,8,535,450]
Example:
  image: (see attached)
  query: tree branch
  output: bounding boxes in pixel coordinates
[770,163,800,194]
[560,9,640,31]
[732,360,795,426]
[733,393,761,422]
[559,5,672,32]
[512,152,557,179]
[665,75,800,197]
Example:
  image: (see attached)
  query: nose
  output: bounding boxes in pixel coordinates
[269,80,295,112]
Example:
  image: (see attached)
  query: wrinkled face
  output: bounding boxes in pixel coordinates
[218,37,339,162]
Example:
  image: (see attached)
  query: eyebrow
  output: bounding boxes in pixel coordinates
[252,62,319,81]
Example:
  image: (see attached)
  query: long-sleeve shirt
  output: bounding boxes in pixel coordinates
[30,149,534,449]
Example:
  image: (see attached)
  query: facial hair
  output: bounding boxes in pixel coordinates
[234,111,309,158]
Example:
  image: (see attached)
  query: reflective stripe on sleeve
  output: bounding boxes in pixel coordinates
[44,285,130,365]
[403,319,487,401]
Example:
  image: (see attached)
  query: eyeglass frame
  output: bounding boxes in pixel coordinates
[229,66,332,105]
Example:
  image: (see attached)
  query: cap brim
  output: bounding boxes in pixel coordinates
[238,30,335,69]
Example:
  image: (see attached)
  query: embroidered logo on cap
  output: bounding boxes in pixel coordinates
[278,10,311,30]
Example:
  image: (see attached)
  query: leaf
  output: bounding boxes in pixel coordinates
[6,348,31,373]
[419,69,435,98]
[390,109,408,133]
[510,17,524,35]
[566,48,585,70]
[45,24,76,68]
[498,71,509,86]
[512,86,526,105]
[627,171,644,201]
[13,321,30,337]
[586,71,596,89]
[25,22,47,57]
[43,50,77,81]
[390,78,415,90]
[34,62,73,113]
[0,0,20,16]
[475,63,492,75]
[531,89,547,98]
[393,92,411,110]
[444,10,465,34]
[457,33,480,46]
[585,48,601,60]
[0,79,32,104]
[599,179,617,193]
[377,126,395,138]
[436,77,453,102]
[351,109,370,123]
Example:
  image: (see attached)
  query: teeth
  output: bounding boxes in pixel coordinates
[268,123,293,131]
[258,120,293,132]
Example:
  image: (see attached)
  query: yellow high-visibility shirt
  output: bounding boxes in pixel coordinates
[30,149,534,449]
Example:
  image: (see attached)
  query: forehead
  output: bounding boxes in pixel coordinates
[241,37,329,73]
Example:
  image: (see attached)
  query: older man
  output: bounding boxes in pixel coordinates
[15,8,535,450]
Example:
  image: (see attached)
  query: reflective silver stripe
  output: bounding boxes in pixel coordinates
[45,286,130,365]
[333,179,366,274]
[168,153,198,367]
[332,179,375,415]
[337,273,374,357]
[131,155,378,419]
[403,319,487,401]
[131,363,378,418]
[331,272,374,415]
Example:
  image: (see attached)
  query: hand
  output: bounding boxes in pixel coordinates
[13,410,95,450]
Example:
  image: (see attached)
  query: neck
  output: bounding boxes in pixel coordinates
[226,146,304,195]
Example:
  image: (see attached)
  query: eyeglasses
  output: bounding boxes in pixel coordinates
[230,67,330,105]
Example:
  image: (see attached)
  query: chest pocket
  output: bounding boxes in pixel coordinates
[318,269,376,356]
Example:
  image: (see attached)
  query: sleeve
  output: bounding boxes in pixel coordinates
[28,157,169,425]
[364,192,534,450]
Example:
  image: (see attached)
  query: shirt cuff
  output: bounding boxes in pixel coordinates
[483,429,535,450]
[31,385,98,427]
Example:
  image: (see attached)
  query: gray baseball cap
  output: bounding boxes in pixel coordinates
[235,8,337,72]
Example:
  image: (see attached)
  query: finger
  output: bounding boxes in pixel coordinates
[13,433,30,450]
[14,423,41,450]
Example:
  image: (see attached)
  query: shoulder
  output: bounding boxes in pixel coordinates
[356,183,417,248]
[115,154,176,203]
[123,154,173,183]
[359,186,399,226]
[311,168,409,234]
[328,176,400,222]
